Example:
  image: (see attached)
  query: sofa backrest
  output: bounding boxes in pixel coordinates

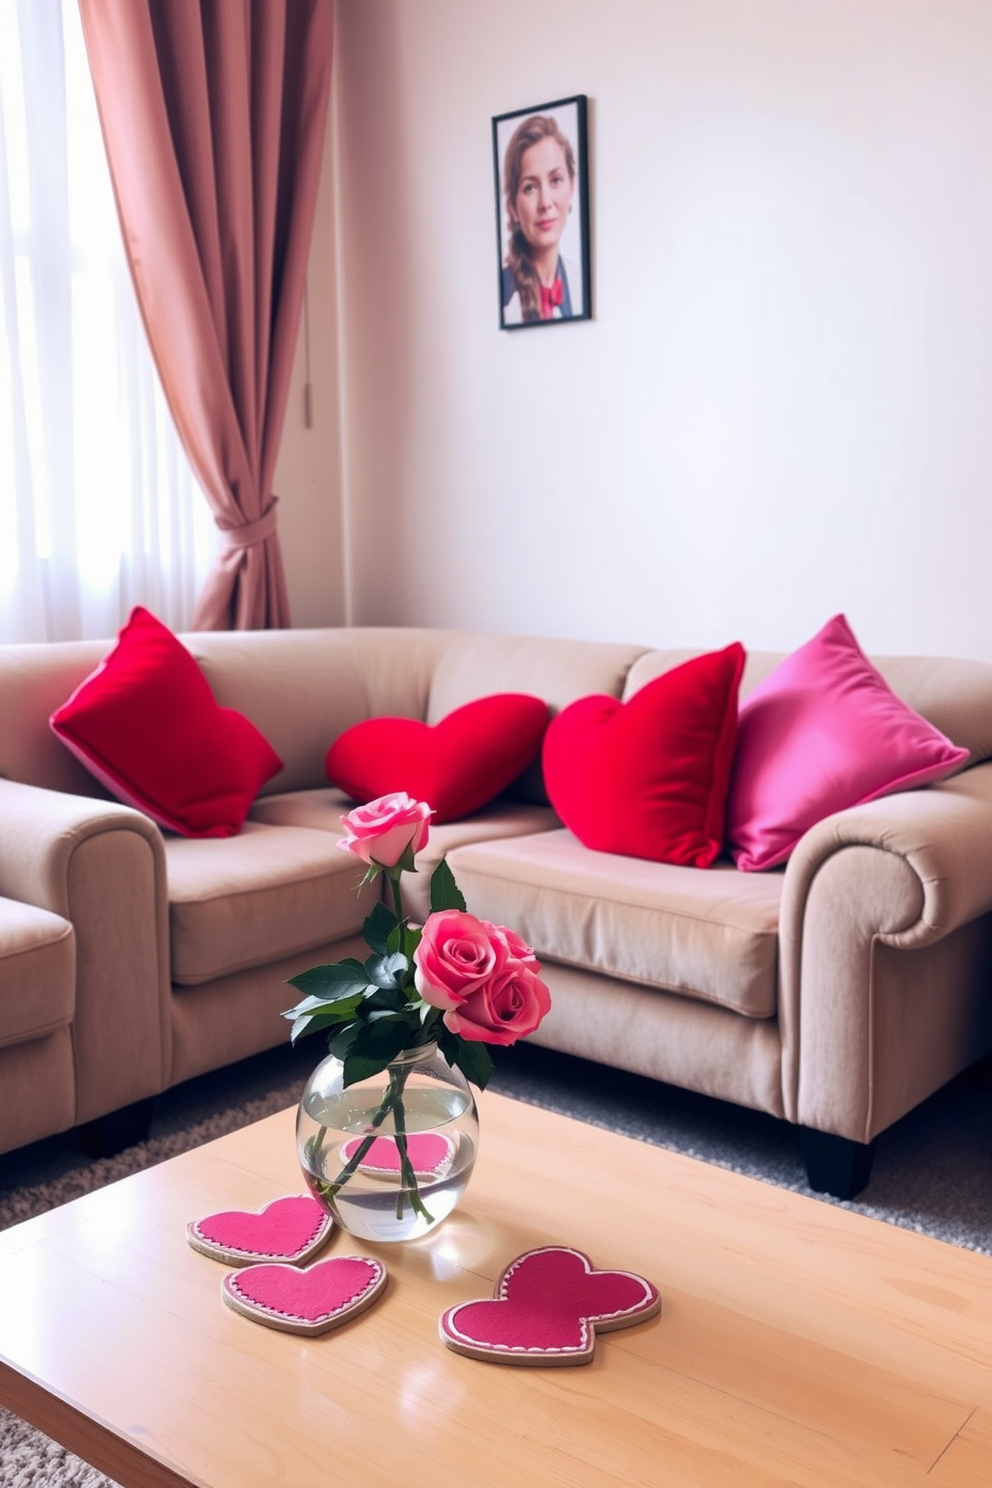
[425,631,650,802]
[191,627,648,799]
[0,639,114,797]
[624,647,992,767]
[867,655,992,765]
[189,627,454,795]
[0,626,645,802]
[4,626,990,806]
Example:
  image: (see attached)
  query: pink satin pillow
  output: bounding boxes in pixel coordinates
[726,614,968,871]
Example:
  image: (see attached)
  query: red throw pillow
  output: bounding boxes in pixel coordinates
[542,643,746,867]
[325,694,551,823]
[49,606,283,838]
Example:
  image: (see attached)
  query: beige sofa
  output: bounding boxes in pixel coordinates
[2,626,991,1197]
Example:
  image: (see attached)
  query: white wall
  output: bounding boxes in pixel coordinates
[316,0,992,659]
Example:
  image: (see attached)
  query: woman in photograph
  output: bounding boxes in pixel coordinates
[502,114,583,324]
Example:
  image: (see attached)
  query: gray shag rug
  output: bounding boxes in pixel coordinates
[2,1039,990,1486]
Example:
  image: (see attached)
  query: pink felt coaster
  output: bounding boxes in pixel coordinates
[222,1255,387,1336]
[340,1132,454,1179]
[439,1246,660,1366]
[186,1194,333,1267]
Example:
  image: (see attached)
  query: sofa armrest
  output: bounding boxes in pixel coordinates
[776,762,992,1137]
[0,780,171,1124]
[783,761,992,946]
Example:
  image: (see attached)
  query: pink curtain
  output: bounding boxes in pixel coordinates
[78,0,334,630]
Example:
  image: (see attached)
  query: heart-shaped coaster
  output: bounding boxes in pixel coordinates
[439,1246,660,1366]
[340,1132,455,1180]
[186,1194,333,1267]
[222,1255,388,1336]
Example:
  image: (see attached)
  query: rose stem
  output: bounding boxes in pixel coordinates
[389,873,403,923]
[391,1073,435,1223]
[324,1082,399,1195]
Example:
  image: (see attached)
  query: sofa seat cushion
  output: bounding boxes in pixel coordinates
[248,787,353,831]
[164,823,379,986]
[0,897,75,1047]
[446,830,783,1018]
[406,803,561,921]
[248,791,561,922]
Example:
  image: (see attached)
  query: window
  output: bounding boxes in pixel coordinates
[0,0,215,642]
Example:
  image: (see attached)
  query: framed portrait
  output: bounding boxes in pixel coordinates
[492,94,591,331]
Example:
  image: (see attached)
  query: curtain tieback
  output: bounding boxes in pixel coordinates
[218,499,279,551]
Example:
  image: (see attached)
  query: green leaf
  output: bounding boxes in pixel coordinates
[365,1010,423,1044]
[365,951,409,991]
[435,1025,458,1063]
[364,985,407,1014]
[283,993,365,1036]
[360,1017,420,1058]
[287,1002,361,1044]
[341,1019,415,1087]
[340,1052,395,1087]
[363,901,398,956]
[282,991,354,1017]
[437,1028,479,1085]
[429,858,466,914]
[289,1014,320,1043]
[281,995,319,1021]
[419,1005,444,1040]
[326,1023,361,1061]
[450,1037,494,1090]
[386,921,422,959]
[394,840,420,875]
[286,960,371,1000]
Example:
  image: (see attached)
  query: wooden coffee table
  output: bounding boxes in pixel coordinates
[0,1090,988,1488]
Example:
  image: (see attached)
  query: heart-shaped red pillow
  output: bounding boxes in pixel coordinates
[326,694,550,823]
[543,643,746,867]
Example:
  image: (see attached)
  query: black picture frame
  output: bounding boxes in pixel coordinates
[492,94,591,331]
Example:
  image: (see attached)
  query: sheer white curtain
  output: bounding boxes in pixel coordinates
[0,0,216,644]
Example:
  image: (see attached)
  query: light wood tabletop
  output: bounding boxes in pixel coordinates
[0,1089,989,1488]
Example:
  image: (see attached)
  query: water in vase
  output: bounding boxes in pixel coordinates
[298,1080,478,1243]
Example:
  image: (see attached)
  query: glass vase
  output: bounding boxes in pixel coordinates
[296,1042,479,1243]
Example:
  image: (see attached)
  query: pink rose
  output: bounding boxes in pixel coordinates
[494,924,539,964]
[443,955,552,1046]
[413,910,551,1045]
[413,910,502,1010]
[338,792,431,868]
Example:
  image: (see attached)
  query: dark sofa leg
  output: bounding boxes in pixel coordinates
[77,1097,155,1159]
[799,1127,876,1200]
